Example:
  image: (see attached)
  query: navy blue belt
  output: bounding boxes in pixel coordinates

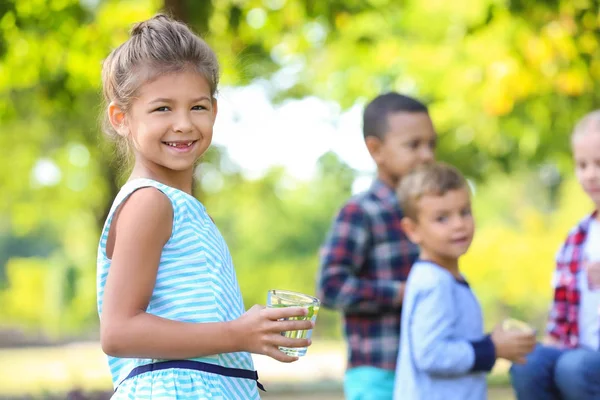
[117,360,266,392]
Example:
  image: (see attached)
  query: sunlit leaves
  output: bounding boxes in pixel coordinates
[2,0,599,338]
[0,0,160,335]
[191,0,600,176]
[463,175,591,330]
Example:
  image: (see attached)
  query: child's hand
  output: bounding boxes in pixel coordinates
[491,324,536,364]
[584,260,600,289]
[542,335,562,348]
[233,304,314,363]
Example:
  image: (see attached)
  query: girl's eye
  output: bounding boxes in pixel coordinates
[154,106,169,112]
[436,216,447,223]
[192,105,206,111]
[461,208,472,217]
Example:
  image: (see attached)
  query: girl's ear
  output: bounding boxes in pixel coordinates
[211,98,218,120]
[401,216,422,245]
[108,102,129,137]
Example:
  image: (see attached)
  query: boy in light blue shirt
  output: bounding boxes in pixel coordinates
[393,162,536,400]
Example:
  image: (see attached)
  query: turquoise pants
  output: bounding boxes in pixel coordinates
[344,366,395,400]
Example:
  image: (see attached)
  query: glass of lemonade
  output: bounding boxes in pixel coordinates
[266,289,320,357]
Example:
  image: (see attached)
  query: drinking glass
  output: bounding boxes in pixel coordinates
[266,289,320,357]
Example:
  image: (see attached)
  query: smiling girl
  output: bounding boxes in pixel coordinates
[97,14,312,399]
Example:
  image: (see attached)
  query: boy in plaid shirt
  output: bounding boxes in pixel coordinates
[510,111,600,400]
[317,93,437,399]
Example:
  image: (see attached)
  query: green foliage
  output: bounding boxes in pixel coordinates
[0,0,598,341]
[0,0,161,335]
[464,173,591,333]
[179,0,600,178]
[200,152,354,337]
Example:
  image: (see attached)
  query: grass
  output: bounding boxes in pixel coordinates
[0,341,516,399]
[0,342,111,397]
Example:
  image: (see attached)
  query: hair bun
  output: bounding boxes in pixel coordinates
[130,21,147,36]
[130,14,170,36]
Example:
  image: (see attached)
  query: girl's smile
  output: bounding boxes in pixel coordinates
[162,140,199,152]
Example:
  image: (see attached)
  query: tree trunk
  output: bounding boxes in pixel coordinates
[163,0,187,22]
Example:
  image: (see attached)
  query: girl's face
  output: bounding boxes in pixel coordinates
[111,69,217,177]
[573,131,600,208]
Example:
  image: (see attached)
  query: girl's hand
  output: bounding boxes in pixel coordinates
[233,305,314,363]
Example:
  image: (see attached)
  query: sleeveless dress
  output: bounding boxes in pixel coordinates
[97,178,261,399]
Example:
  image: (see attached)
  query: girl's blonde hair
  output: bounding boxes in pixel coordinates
[101,14,219,161]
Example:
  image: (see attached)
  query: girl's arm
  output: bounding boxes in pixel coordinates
[100,187,312,363]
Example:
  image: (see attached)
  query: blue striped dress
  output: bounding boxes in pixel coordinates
[97,178,261,399]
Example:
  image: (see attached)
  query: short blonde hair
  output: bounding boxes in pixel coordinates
[572,110,600,142]
[397,162,468,220]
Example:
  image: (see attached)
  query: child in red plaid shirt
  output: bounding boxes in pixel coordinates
[510,111,600,400]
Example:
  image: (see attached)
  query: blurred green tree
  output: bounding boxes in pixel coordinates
[1,0,598,337]
[190,0,599,178]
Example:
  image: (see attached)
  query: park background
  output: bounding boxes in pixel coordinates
[0,0,597,398]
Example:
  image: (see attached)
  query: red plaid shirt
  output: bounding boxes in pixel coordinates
[547,211,598,348]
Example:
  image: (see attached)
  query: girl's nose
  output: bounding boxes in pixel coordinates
[173,112,193,133]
